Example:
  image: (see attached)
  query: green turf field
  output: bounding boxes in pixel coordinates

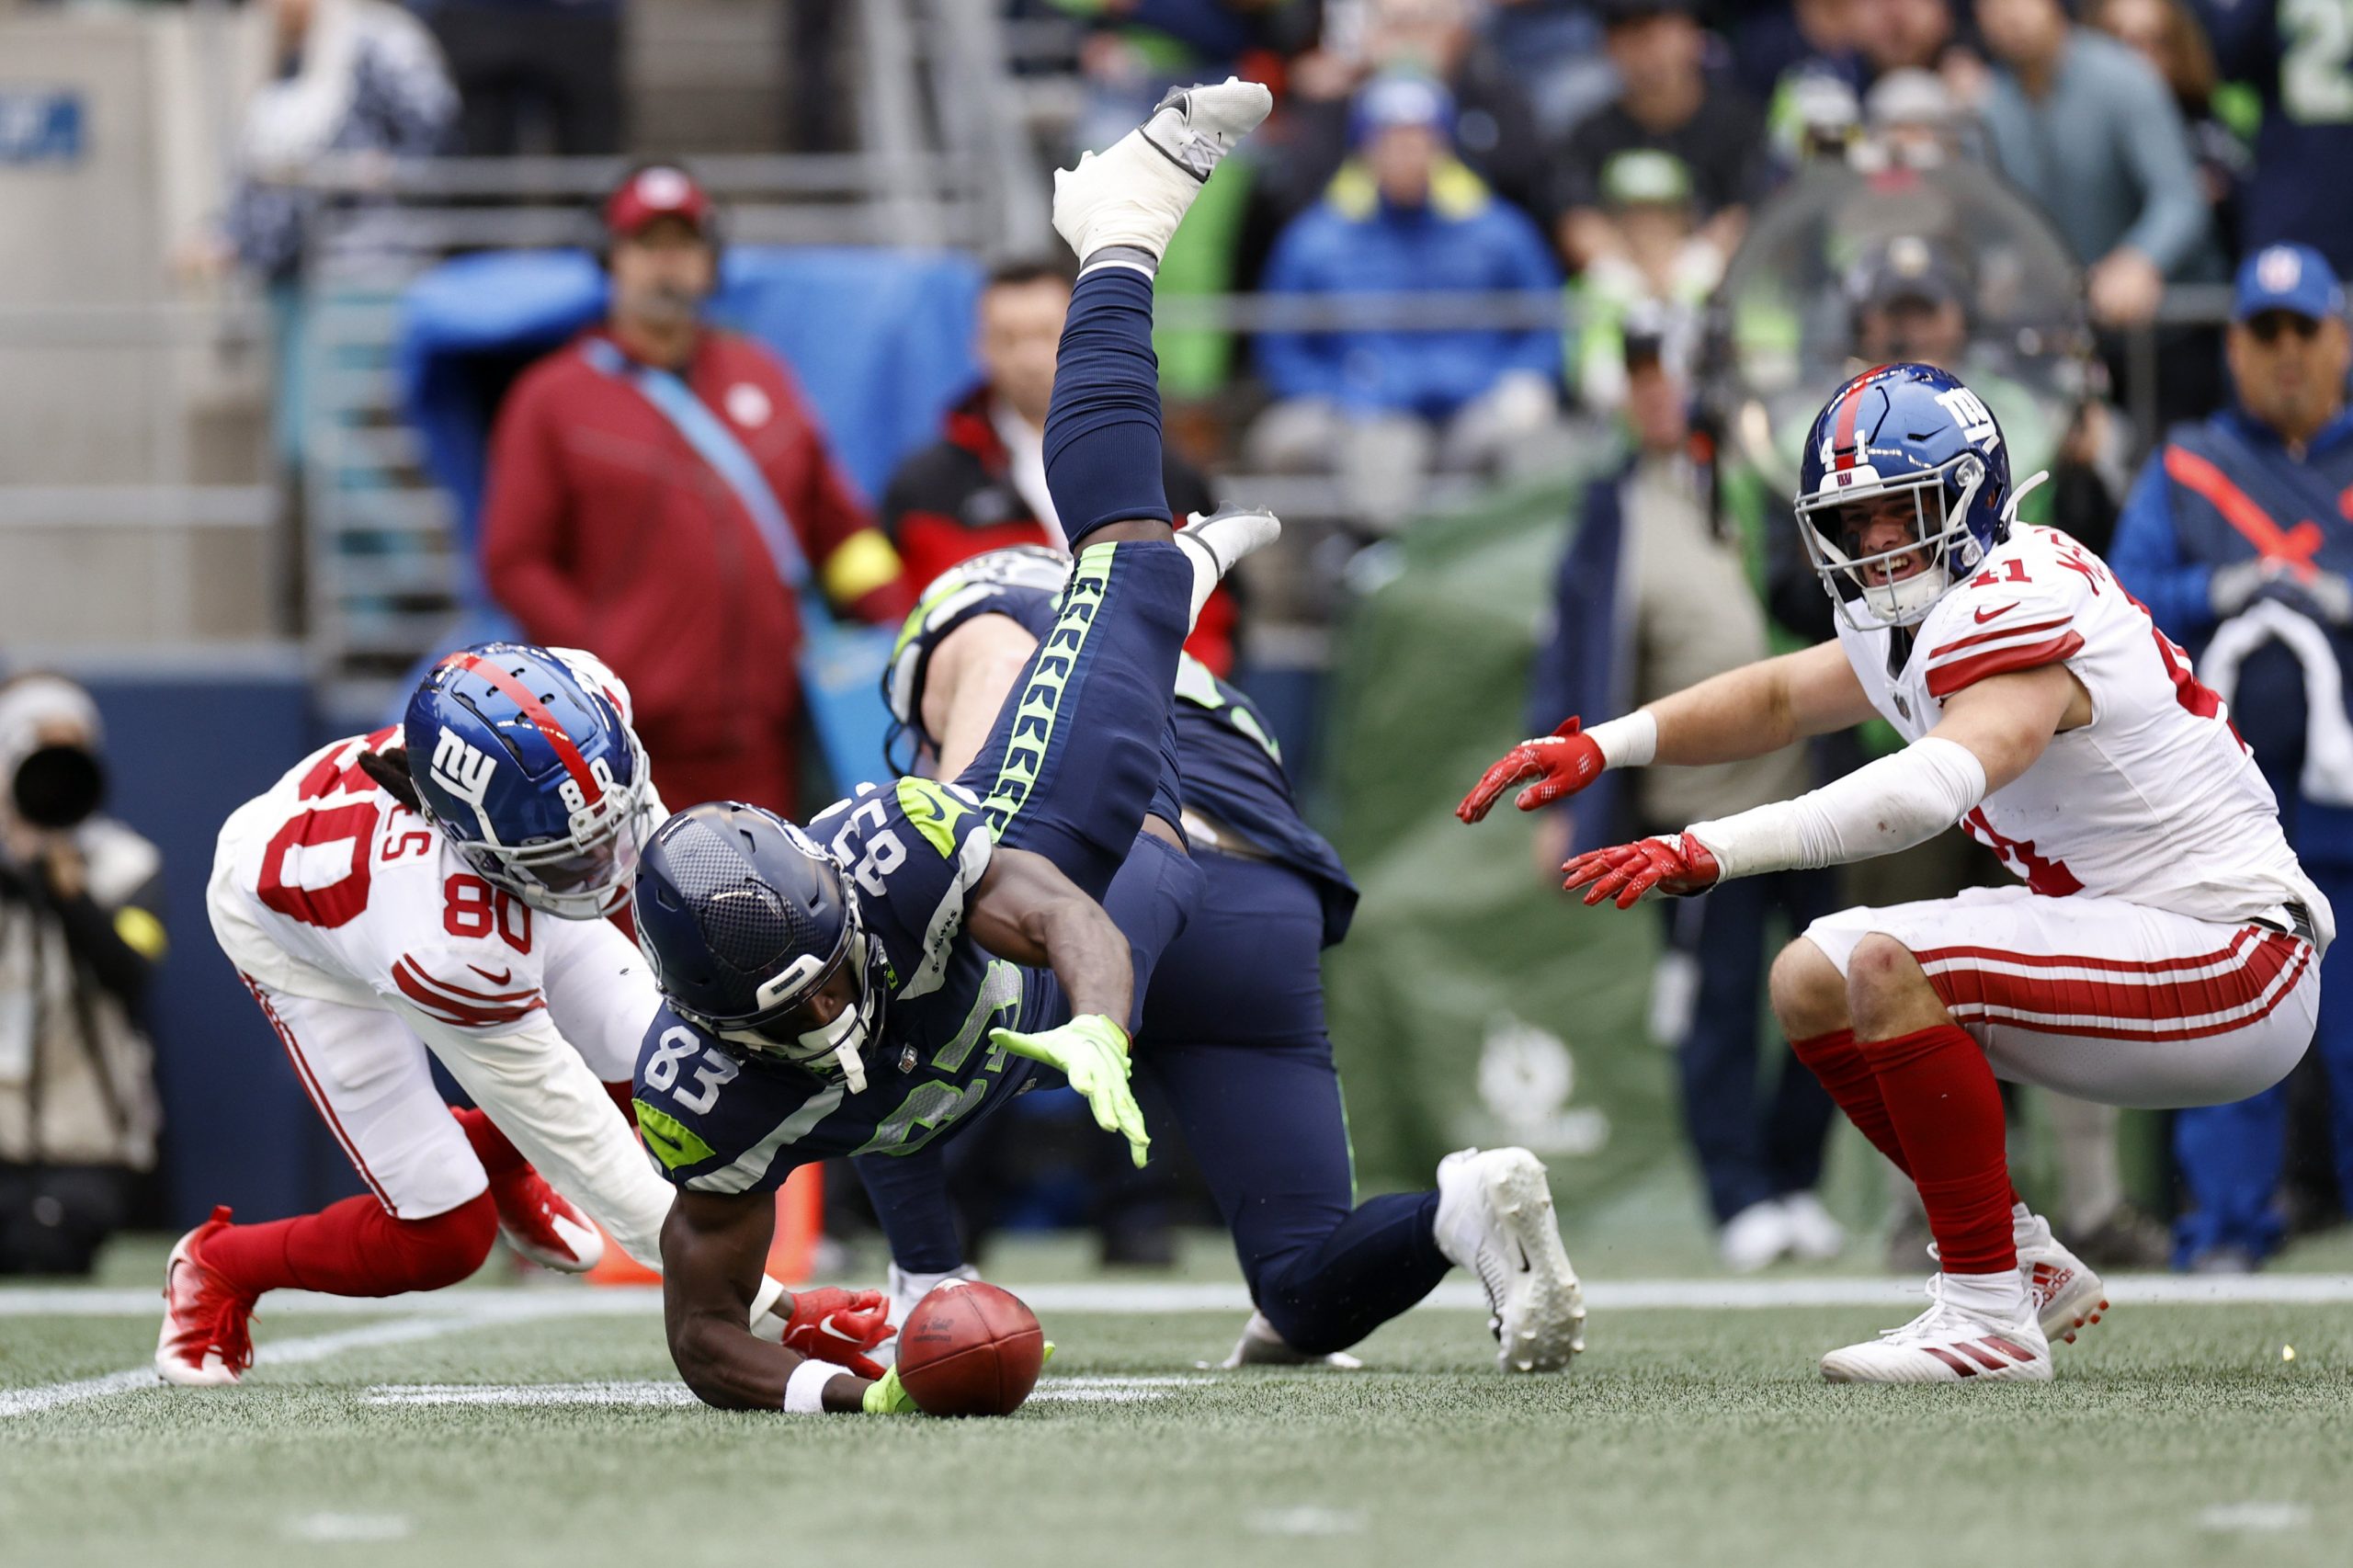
[6,1232,2352,1568]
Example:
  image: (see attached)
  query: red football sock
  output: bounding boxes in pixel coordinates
[1863,1024,2018,1275]
[1789,1028,1913,1176]
[204,1192,499,1299]
[451,1106,529,1181]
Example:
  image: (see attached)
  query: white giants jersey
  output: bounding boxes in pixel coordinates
[1833,525,2331,939]
[209,727,573,1029]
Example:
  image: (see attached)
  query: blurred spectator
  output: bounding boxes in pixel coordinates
[1526,335,1844,1271]
[1863,66,1975,165]
[1570,153,1716,412]
[1552,0,1763,277]
[1737,0,1867,103]
[2093,0,2251,259]
[0,676,164,1278]
[480,165,914,819]
[221,0,458,285]
[1248,74,1564,529]
[418,0,623,155]
[1263,0,1550,229]
[2193,1,2353,277]
[879,261,1234,674]
[1854,0,1967,79]
[1061,0,1315,152]
[2108,244,2353,1269]
[1972,0,2211,331]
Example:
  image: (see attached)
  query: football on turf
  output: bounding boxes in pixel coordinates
[895,1281,1045,1416]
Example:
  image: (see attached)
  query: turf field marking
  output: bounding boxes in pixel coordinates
[353,1375,1207,1409]
[1247,1506,1367,1537]
[14,1273,2353,1322]
[284,1513,413,1543]
[0,1300,561,1419]
[2198,1502,2312,1533]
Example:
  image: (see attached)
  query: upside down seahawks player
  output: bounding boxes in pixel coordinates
[625,80,1311,1415]
[1462,362,2329,1383]
[858,544,1585,1374]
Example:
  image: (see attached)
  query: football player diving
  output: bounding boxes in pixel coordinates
[861,546,1586,1375]
[627,81,1289,1415]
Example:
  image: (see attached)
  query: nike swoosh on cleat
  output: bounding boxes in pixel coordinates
[1516,1240,1532,1274]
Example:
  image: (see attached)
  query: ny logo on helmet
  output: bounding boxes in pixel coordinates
[1934,386,2000,451]
[428,729,496,805]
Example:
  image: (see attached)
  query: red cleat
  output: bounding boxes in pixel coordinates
[155,1206,256,1387]
[489,1169,604,1274]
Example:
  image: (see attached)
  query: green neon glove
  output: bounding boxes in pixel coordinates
[861,1366,919,1415]
[991,1013,1150,1167]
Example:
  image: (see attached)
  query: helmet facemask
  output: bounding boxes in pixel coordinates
[710,888,886,1093]
[452,731,657,920]
[1797,452,1989,630]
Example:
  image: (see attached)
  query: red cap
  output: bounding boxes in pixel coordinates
[605,165,713,239]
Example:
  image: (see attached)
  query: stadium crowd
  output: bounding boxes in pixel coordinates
[7,0,2352,1282]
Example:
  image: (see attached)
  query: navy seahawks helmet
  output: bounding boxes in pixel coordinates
[632,801,887,1091]
[404,643,655,919]
[1795,362,2024,629]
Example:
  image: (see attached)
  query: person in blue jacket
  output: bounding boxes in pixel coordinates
[1246,72,1564,529]
[2109,241,2353,1267]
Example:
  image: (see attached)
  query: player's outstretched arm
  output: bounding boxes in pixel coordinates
[966,847,1151,1167]
[1561,665,2083,908]
[660,1192,902,1414]
[1461,643,1873,822]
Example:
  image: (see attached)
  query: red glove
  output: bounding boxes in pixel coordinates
[1560,835,1722,909]
[1457,718,1608,824]
[778,1287,893,1380]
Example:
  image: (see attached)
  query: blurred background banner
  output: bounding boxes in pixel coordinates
[1323,472,1675,1203]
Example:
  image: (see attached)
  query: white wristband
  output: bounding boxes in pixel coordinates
[1587,710,1657,769]
[784,1357,842,1415]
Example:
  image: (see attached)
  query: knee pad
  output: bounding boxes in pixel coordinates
[385,1190,500,1291]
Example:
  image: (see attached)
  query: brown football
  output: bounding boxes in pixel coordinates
[894,1280,1046,1417]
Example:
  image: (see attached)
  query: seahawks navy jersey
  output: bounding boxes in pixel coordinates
[631,776,1060,1196]
[889,553,1358,945]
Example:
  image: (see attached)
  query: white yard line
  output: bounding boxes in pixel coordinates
[353,1375,1209,1410]
[11,1272,2353,1327]
[0,1298,568,1420]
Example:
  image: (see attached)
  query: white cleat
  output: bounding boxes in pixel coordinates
[1174,505,1281,625]
[1779,1191,1848,1262]
[1204,1311,1366,1370]
[2016,1214,2108,1346]
[1052,77,1274,265]
[1434,1147,1586,1373]
[1820,1277,2052,1384]
[1719,1199,1795,1275]
[1926,1210,2108,1347]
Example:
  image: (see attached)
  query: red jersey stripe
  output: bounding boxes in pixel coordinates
[1924,631,2086,699]
[1927,615,2073,661]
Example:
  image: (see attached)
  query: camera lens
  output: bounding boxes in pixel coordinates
[12,744,105,830]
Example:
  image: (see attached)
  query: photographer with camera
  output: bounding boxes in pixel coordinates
[0,674,165,1275]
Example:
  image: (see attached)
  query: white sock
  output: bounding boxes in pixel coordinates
[1941,1268,2030,1321]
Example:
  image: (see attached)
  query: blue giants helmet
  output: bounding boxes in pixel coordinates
[631,802,888,1092]
[1794,362,2025,629]
[404,643,656,919]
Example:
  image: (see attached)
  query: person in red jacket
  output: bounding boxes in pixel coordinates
[880,258,1237,675]
[480,163,914,818]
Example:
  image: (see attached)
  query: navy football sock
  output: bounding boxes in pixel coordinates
[852,1148,966,1276]
[1044,266,1171,545]
[1251,1191,1450,1358]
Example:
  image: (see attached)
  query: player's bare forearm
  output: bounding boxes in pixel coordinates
[925,618,1042,780]
[660,1191,870,1413]
[1648,642,1875,765]
[1927,665,2086,792]
[966,846,1134,1027]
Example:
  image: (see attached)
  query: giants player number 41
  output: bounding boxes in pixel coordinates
[1461,362,2328,1387]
